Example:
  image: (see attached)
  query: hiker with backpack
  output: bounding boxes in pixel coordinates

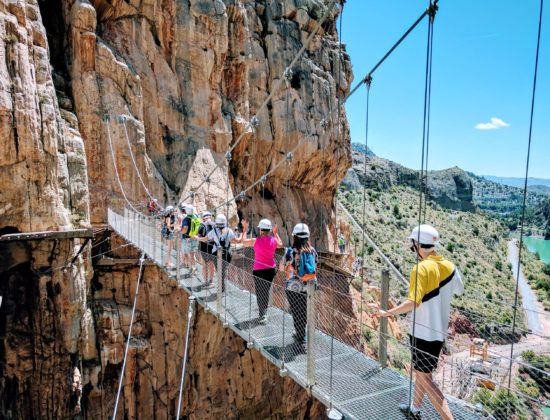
[161,206,176,267]
[179,204,201,274]
[283,223,318,350]
[241,218,283,324]
[193,214,241,296]
[197,211,216,285]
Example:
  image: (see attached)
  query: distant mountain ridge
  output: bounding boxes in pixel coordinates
[481,175,550,190]
[351,143,376,156]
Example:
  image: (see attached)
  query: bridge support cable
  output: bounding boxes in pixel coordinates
[106,116,153,219]
[506,0,544,416]
[176,296,196,420]
[347,0,439,99]
[180,1,338,205]
[112,251,146,420]
[120,115,155,202]
[327,4,344,418]
[408,2,438,416]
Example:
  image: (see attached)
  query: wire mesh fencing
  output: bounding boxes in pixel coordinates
[108,206,550,420]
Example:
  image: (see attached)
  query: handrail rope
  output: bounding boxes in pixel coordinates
[179,1,338,204]
[408,3,436,413]
[112,251,146,420]
[121,115,154,201]
[337,199,409,285]
[347,0,439,98]
[176,296,196,420]
[106,116,154,219]
[507,0,544,410]
[358,81,371,353]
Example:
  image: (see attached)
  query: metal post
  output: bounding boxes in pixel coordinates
[176,236,181,284]
[379,269,390,368]
[176,296,196,420]
[306,278,316,388]
[152,217,157,262]
[137,214,141,249]
[217,248,223,315]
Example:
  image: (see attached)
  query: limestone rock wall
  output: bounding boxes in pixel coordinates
[60,0,351,244]
[88,234,326,419]
[0,0,90,232]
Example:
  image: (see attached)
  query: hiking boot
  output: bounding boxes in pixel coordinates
[398,404,421,420]
[258,315,268,325]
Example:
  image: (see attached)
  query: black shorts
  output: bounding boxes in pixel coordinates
[410,336,443,373]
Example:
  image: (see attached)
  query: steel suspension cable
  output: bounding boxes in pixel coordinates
[347,0,438,99]
[506,0,544,415]
[121,116,154,201]
[112,251,146,420]
[422,19,435,222]
[106,116,152,219]
[408,3,437,415]
[328,3,344,415]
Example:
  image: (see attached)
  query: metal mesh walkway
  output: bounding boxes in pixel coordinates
[108,207,480,420]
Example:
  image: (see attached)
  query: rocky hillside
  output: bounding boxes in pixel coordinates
[470,173,549,215]
[0,0,351,418]
[342,151,475,212]
[338,185,526,342]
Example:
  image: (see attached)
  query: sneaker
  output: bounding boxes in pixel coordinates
[258,315,268,325]
[190,267,198,274]
[398,404,421,420]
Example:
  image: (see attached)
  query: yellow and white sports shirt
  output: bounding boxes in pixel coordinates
[408,255,464,342]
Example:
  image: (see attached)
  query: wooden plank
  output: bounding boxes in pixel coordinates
[0,229,94,242]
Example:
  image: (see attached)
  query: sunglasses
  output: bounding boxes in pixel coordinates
[260,229,271,233]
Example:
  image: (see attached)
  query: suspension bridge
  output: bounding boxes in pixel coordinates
[95,0,550,418]
[108,206,481,420]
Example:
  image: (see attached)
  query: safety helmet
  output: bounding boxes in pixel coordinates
[292,223,310,238]
[202,211,212,219]
[164,205,174,216]
[215,214,227,228]
[257,219,272,231]
[408,224,439,246]
[178,202,187,210]
[185,205,195,215]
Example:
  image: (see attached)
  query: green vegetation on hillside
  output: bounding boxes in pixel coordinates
[339,185,526,340]
[519,243,550,311]
[469,173,548,215]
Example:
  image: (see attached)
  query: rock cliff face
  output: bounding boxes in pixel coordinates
[343,152,475,212]
[61,0,352,243]
[0,0,352,418]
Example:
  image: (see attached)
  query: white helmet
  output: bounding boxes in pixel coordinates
[164,205,174,216]
[215,214,227,228]
[202,211,212,219]
[185,205,195,215]
[292,223,310,238]
[178,201,187,211]
[408,224,439,246]
[257,219,272,231]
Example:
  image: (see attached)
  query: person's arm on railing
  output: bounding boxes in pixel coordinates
[240,220,255,246]
[369,299,419,318]
[273,224,283,248]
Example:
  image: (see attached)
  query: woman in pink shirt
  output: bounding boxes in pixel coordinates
[241,218,283,324]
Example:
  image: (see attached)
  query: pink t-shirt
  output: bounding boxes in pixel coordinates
[253,236,277,270]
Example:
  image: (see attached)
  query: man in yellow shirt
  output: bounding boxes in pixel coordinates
[373,224,464,420]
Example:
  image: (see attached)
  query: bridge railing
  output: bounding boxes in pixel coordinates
[108,206,549,420]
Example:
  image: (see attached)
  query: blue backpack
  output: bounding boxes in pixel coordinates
[299,251,317,280]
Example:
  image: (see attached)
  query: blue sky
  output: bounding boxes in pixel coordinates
[342,0,549,178]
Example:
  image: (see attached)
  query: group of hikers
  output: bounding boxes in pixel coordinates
[155,199,463,420]
[158,202,318,350]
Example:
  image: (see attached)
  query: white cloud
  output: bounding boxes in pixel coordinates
[475,117,510,130]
